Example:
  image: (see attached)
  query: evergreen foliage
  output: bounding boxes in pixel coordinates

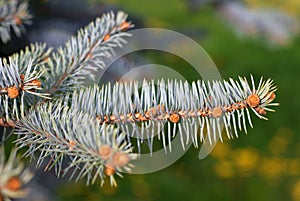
[0,1,278,189]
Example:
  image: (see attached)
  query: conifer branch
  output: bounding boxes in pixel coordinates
[0,146,33,201]
[0,57,50,126]
[15,101,137,186]
[0,0,32,43]
[6,43,53,73]
[70,76,278,151]
[0,5,280,189]
[45,11,133,96]
[0,43,51,128]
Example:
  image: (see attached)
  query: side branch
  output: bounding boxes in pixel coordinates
[0,0,32,43]
[46,11,133,96]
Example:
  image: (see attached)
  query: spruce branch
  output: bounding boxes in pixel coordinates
[45,11,133,96]
[0,146,33,201]
[70,76,278,151]
[0,0,32,43]
[0,6,280,190]
[6,43,53,73]
[0,57,50,126]
[15,101,137,186]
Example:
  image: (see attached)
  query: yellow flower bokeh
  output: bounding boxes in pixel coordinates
[233,148,259,177]
[291,179,300,201]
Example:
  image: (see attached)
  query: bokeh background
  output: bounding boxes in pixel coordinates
[1,0,300,200]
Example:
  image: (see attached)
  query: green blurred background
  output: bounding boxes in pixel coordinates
[53,0,300,201]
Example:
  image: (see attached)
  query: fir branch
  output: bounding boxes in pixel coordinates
[0,0,32,43]
[45,11,133,96]
[0,146,33,201]
[70,76,278,152]
[15,101,137,186]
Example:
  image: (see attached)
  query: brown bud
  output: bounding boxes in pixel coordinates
[68,140,76,151]
[43,57,50,62]
[144,111,151,119]
[119,21,131,31]
[14,16,22,25]
[29,79,41,87]
[212,107,223,118]
[139,115,148,121]
[5,177,22,191]
[99,145,113,160]
[7,86,19,99]
[134,112,141,119]
[246,94,260,108]
[256,107,267,115]
[267,92,276,102]
[110,115,117,122]
[169,113,180,123]
[20,74,25,82]
[0,118,16,127]
[112,151,130,167]
[86,53,93,59]
[103,34,110,42]
[105,163,115,176]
